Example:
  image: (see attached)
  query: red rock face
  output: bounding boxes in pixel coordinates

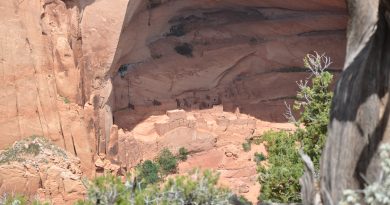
[108,2,346,203]
[0,0,347,203]
[0,0,129,176]
[111,0,347,127]
[0,0,94,176]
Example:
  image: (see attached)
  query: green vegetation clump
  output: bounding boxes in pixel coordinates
[80,173,131,205]
[254,152,266,165]
[76,147,251,204]
[156,148,178,175]
[257,53,334,203]
[258,131,303,203]
[63,96,70,104]
[136,147,190,186]
[137,160,160,185]
[159,170,232,204]
[0,194,28,205]
[0,142,40,164]
[242,140,251,152]
[178,147,189,161]
[0,135,67,164]
[241,136,262,152]
[0,194,49,205]
[293,54,333,169]
[78,170,250,205]
[237,195,253,205]
[3,170,251,205]
[2,145,250,204]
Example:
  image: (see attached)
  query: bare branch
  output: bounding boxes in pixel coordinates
[283,101,297,123]
[304,52,333,76]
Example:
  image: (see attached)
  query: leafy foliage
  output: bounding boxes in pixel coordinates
[136,148,189,186]
[293,55,333,169]
[0,194,49,205]
[78,170,249,205]
[233,195,253,205]
[137,160,160,185]
[178,147,189,161]
[258,131,303,203]
[155,148,177,175]
[290,53,333,170]
[80,173,131,205]
[258,53,334,203]
[0,194,28,205]
[3,170,251,205]
[157,170,233,204]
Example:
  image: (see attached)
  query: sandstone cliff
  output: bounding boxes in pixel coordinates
[0,0,347,203]
[0,0,130,175]
[0,136,85,204]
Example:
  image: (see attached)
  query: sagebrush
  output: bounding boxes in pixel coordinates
[78,170,250,205]
[0,135,67,164]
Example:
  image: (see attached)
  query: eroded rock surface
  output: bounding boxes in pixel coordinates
[108,2,346,201]
[0,0,129,175]
[111,106,294,202]
[112,0,347,127]
[0,137,85,204]
[0,0,347,203]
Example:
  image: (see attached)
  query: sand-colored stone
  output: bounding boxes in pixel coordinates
[0,0,347,203]
[0,138,85,204]
[115,106,292,202]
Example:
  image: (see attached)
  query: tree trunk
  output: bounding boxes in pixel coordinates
[310,0,390,204]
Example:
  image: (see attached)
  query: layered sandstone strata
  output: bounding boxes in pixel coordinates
[0,0,347,202]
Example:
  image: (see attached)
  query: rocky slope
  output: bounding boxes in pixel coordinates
[0,0,347,203]
[0,136,85,204]
[112,107,295,202]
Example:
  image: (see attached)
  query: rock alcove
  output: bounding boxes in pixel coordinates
[109,0,347,131]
